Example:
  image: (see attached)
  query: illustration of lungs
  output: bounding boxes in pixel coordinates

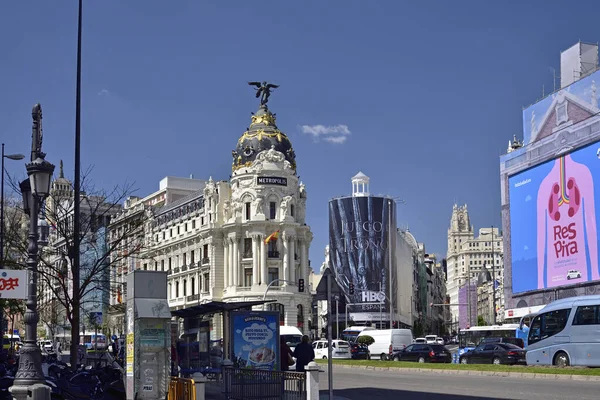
[548,183,561,221]
[566,178,581,217]
[548,178,581,221]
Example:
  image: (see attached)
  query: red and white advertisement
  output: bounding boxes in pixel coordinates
[0,270,27,299]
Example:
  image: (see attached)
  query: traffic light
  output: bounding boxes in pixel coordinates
[349,282,355,295]
[298,278,305,292]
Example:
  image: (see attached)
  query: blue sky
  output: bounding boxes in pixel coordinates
[2,0,600,268]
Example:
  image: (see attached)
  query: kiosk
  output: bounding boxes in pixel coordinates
[126,270,172,400]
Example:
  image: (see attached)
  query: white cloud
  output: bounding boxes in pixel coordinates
[300,124,351,144]
[525,195,532,202]
[324,136,348,144]
[98,89,110,96]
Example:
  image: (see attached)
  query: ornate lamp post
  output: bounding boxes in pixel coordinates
[11,104,55,400]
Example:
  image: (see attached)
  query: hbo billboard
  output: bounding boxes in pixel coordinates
[328,196,396,321]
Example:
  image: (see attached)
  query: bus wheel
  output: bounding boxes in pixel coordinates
[380,353,388,361]
[553,352,570,367]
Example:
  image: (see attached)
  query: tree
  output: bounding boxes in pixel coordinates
[477,315,487,326]
[357,335,375,347]
[7,170,151,368]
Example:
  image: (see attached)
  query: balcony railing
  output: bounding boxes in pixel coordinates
[173,267,180,274]
[187,294,199,302]
[242,251,253,259]
[167,269,172,275]
[181,265,188,272]
[268,251,280,258]
[201,257,210,265]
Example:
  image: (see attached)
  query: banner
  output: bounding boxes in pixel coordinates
[0,270,27,299]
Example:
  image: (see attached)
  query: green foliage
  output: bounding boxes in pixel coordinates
[357,335,375,346]
[477,315,486,326]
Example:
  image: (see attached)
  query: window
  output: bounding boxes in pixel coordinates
[268,267,279,286]
[201,216,205,225]
[243,238,253,258]
[170,229,173,238]
[245,202,251,220]
[203,244,209,259]
[244,268,253,287]
[203,273,209,292]
[143,263,147,271]
[155,261,158,271]
[191,277,195,295]
[190,250,195,264]
[297,304,304,328]
[168,258,172,270]
[290,204,295,218]
[177,226,180,235]
[161,260,165,271]
[175,282,180,298]
[556,102,568,125]
[185,223,188,232]
[162,232,165,240]
[573,305,599,325]
[192,220,196,229]
[183,253,187,266]
[268,240,278,257]
[267,303,285,325]
[183,279,187,296]
[528,308,571,345]
[269,202,276,220]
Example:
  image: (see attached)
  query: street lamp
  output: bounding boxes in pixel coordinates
[11,104,55,400]
[0,143,25,267]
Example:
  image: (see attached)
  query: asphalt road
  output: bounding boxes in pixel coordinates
[319,366,600,400]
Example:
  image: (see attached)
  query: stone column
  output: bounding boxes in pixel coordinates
[232,237,239,287]
[223,240,229,288]
[282,232,289,286]
[260,235,267,285]
[289,236,296,283]
[252,235,259,286]
[300,240,307,283]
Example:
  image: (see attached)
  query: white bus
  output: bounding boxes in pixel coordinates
[458,324,522,355]
[526,294,600,367]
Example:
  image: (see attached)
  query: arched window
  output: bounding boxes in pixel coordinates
[297,304,304,329]
[267,303,285,325]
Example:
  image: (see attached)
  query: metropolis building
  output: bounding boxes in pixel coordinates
[109,99,313,340]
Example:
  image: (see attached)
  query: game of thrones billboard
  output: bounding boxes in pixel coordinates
[329,196,397,324]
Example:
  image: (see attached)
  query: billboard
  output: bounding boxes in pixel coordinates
[522,68,600,146]
[329,196,396,321]
[231,311,280,370]
[509,140,600,293]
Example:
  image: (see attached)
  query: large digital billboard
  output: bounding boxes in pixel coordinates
[329,196,396,321]
[509,140,600,293]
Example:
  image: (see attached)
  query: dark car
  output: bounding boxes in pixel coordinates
[349,342,370,359]
[392,344,452,363]
[479,337,525,349]
[459,343,526,365]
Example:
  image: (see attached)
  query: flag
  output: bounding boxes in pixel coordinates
[264,230,280,244]
[117,288,123,304]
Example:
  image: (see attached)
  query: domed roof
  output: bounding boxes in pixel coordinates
[232,105,296,172]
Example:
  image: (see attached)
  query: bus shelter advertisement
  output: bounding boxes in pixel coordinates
[231,311,280,370]
[329,196,396,321]
[509,140,600,293]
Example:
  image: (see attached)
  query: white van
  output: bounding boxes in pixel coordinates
[358,329,413,360]
[280,326,303,352]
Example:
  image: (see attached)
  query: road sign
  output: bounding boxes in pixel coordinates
[0,270,27,299]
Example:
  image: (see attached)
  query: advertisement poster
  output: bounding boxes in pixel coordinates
[0,270,27,299]
[509,140,600,293]
[329,196,396,319]
[126,333,134,376]
[231,311,279,370]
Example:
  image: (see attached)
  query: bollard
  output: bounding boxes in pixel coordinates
[305,361,320,400]
[192,373,208,400]
[27,384,52,400]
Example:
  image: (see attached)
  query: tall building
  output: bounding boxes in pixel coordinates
[111,100,313,340]
[446,204,503,330]
[501,42,600,319]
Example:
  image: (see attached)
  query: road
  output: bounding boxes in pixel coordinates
[319,366,600,400]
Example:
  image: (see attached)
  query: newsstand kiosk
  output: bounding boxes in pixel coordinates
[125,270,172,400]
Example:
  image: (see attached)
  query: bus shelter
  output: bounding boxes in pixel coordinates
[170,300,275,376]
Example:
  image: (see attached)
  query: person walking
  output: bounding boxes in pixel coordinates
[292,335,314,372]
[280,336,294,371]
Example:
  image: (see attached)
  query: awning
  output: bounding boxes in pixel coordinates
[171,300,276,319]
[135,298,171,319]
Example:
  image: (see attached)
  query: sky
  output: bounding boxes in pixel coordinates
[1,0,600,269]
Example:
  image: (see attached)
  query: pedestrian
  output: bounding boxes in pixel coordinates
[280,336,294,371]
[292,335,314,372]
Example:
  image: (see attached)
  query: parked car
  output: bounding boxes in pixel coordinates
[413,338,427,344]
[392,344,452,363]
[313,340,351,359]
[349,342,370,360]
[357,329,413,361]
[425,335,437,344]
[459,343,527,365]
[479,337,525,349]
[435,337,445,345]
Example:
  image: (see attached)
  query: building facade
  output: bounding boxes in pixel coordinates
[446,204,504,329]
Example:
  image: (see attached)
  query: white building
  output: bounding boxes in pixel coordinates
[446,204,504,329]
[111,103,313,340]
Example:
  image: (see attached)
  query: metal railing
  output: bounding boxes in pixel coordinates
[223,367,306,399]
[168,377,196,400]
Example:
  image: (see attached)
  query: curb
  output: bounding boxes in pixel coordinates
[323,363,600,381]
